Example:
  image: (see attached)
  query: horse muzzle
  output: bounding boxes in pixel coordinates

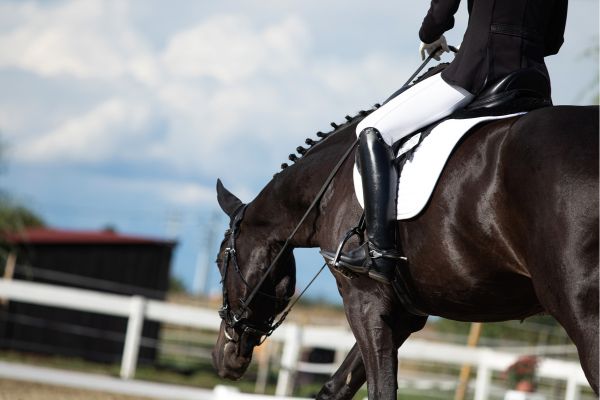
[212,327,253,380]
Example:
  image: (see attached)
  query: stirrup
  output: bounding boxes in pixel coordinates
[321,243,407,270]
[324,243,370,273]
[320,215,367,273]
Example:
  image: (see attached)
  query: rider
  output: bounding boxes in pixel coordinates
[346,0,568,284]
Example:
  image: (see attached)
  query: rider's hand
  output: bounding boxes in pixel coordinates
[419,35,449,61]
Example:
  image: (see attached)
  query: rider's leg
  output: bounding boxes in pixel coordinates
[357,72,474,145]
[356,73,473,283]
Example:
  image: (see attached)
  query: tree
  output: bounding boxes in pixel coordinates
[169,276,188,294]
[0,197,45,234]
[0,133,45,234]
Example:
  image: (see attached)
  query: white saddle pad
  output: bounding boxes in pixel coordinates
[353,113,525,220]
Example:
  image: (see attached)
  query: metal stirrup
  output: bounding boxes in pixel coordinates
[333,213,366,267]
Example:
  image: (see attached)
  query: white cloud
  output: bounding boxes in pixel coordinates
[103,177,216,207]
[0,3,311,88]
[0,1,420,179]
[314,53,415,98]
[0,4,321,175]
[162,15,310,83]
[160,182,214,206]
[0,0,156,84]
[5,0,595,180]
[15,98,151,164]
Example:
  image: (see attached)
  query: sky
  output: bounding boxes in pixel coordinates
[0,0,598,303]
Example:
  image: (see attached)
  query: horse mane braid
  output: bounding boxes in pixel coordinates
[278,104,380,170]
[279,63,450,170]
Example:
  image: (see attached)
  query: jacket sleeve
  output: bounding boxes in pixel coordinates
[543,0,568,56]
[419,0,462,44]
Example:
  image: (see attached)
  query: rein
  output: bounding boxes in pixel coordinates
[218,46,455,341]
[219,137,359,341]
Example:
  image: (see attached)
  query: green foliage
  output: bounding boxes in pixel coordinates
[432,315,569,347]
[169,275,188,293]
[481,316,568,346]
[0,133,45,235]
[0,196,45,235]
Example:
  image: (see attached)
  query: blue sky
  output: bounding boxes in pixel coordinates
[1,0,598,303]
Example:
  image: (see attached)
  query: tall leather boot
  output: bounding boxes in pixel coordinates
[318,127,404,283]
[358,127,403,283]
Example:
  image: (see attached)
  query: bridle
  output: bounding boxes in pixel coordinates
[218,137,359,343]
[218,204,290,341]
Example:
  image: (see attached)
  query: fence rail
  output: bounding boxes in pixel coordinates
[0,360,307,400]
[0,279,591,400]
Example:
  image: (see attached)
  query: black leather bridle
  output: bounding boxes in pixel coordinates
[218,204,290,341]
[217,137,359,343]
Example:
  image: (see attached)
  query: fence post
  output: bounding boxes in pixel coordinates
[275,323,302,396]
[564,371,579,400]
[0,252,16,307]
[120,295,146,379]
[254,341,271,394]
[455,322,482,400]
[473,352,492,400]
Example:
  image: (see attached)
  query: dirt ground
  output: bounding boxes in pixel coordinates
[0,379,152,400]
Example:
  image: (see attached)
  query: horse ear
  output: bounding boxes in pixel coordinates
[216,179,244,218]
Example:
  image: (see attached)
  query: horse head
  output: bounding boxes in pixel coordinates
[211,179,296,380]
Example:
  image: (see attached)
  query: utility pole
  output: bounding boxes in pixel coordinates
[192,211,220,296]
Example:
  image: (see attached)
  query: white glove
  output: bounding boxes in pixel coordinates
[419,35,450,61]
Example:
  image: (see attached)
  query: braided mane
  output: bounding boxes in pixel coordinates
[278,104,378,170]
[280,63,449,170]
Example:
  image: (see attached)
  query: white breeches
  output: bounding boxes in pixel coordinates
[356,73,474,146]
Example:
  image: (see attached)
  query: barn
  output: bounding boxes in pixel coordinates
[0,227,177,364]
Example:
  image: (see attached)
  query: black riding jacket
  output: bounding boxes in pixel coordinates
[419,0,568,94]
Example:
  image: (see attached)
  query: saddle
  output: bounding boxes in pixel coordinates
[323,68,552,316]
[460,67,552,116]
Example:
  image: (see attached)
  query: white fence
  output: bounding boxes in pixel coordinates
[0,279,591,399]
[0,360,307,400]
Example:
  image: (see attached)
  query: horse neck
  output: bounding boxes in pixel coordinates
[246,124,359,249]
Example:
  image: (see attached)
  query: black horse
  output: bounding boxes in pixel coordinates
[212,105,599,399]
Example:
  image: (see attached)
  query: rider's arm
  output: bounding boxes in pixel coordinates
[543,0,568,56]
[419,0,462,44]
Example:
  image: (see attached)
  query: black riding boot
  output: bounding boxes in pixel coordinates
[343,127,403,284]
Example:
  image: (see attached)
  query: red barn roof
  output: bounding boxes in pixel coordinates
[4,228,176,246]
